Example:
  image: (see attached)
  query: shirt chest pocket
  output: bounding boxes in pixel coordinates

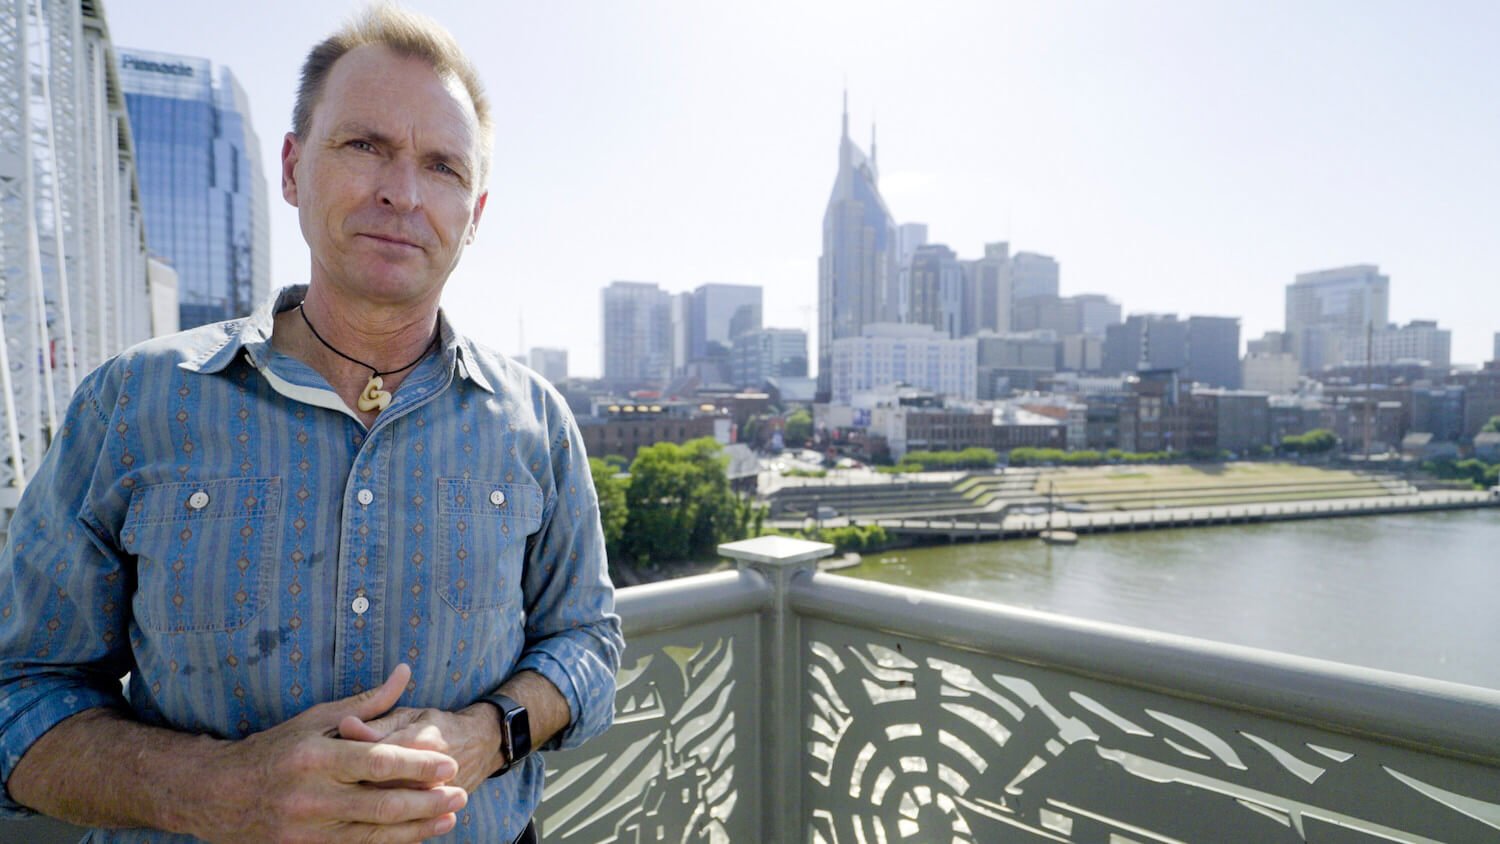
[436,478,543,614]
[120,477,282,634]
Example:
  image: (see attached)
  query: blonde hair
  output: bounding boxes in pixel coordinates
[293,4,492,184]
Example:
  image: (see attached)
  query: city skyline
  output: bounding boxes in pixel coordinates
[106,0,1500,375]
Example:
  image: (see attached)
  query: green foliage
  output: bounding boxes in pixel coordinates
[588,458,629,577]
[811,524,890,553]
[784,409,813,447]
[603,454,629,472]
[899,448,998,471]
[623,438,745,565]
[783,468,827,478]
[764,523,892,554]
[1483,415,1500,434]
[1281,428,1338,454]
[1422,457,1497,489]
[875,464,920,474]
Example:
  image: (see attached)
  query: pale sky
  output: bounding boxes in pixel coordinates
[106,0,1500,376]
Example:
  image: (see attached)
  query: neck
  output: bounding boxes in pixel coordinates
[297,285,439,373]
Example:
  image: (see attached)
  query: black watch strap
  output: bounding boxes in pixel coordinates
[487,693,532,775]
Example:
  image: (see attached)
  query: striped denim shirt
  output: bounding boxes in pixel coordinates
[0,287,622,841]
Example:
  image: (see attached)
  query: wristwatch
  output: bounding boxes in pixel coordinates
[487,693,532,775]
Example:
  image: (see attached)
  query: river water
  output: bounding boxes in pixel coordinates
[835,508,1500,690]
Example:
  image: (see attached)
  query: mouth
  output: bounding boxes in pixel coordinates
[357,232,425,251]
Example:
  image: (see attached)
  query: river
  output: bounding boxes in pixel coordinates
[834,508,1500,690]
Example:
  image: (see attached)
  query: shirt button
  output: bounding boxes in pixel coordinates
[490,489,506,507]
[187,491,210,510]
[352,596,370,615]
[357,489,374,506]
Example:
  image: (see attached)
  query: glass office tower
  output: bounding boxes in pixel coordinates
[119,48,269,330]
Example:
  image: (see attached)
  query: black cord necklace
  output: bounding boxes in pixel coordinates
[297,304,435,412]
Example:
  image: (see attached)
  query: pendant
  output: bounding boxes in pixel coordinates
[358,374,392,412]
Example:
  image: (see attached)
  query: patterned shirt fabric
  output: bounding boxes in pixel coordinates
[0,287,623,842]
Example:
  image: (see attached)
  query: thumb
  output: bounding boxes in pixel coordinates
[329,663,412,724]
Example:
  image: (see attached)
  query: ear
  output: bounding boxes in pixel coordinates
[466,189,489,245]
[281,132,302,207]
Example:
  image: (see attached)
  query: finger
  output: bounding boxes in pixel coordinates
[346,784,466,826]
[337,738,458,785]
[348,663,412,723]
[338,714,385,743]
[306,664,412,727]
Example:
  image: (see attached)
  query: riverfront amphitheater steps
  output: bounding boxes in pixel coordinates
[763,464,1447,532]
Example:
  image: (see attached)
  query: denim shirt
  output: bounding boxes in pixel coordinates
[0,287,623,842]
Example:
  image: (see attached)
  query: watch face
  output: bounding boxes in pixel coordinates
[506,706,532,761]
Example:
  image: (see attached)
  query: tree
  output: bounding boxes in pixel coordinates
[784,409,813,448]
[588,458,629,578]
[1483,415,1500,434]
[624,438,744,565]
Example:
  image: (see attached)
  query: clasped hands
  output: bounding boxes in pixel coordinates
[209,663,502,843]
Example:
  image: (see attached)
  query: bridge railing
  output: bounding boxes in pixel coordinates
[7,535,1500,841]
[541,535,1500,842]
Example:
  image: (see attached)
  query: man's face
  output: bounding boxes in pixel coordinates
[281,44,487,308]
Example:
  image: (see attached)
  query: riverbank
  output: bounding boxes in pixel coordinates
[765,462,1496,544]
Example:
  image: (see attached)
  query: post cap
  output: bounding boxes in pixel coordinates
[718,535,835,567]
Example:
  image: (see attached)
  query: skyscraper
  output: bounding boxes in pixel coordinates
[964,242,1011,336]
[1185,316,1242,389]
[818,93,898,399]
[687,284,762,362]
[119,48,269,330]
[601,281,674,387]
[906,244,964,338]
[1284,265,1390,374]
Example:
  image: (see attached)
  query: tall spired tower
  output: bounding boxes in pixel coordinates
[817,92,897,400]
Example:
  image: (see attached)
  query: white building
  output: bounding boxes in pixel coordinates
[1242,352,1301,394]
[1342,320,1451,369]
[830,323,977,405]
[1284,265,1390,373]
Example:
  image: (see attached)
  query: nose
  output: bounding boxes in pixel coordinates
[376,157,421,212]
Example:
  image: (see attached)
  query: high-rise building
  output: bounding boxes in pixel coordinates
[120,48,269,330]
[1285,265,1390,374]
[1186,316,1242,389]
[1015,293,1121,337]
[892,223,930,326]
[1103,315,1189,375]
[830,323,976,405]
[1343,320,1451,370]
[818,93,898,399]
[1493,333,1500,363]
[906,244,965,338]
[529,347,568,383]
[964,242,1011,337]
[687,283,761,363]
[731,328,808,387]
[601,281,674,387]
[1010,252,1060,303]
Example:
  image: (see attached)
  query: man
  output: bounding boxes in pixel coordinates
[0,7,621,842]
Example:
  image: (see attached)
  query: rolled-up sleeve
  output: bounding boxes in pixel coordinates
[511,401,622,750]
[0,373,132,816]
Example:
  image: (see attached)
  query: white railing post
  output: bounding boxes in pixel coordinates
[718,535,834,844]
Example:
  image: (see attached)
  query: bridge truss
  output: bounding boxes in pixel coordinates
[0,0,151,512]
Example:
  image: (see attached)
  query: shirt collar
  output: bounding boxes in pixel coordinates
[179,284,495,394]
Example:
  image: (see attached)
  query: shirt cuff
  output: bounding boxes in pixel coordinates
[514,635,618,751]
[0,683,123,816]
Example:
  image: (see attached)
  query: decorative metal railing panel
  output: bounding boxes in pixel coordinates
[801,621,1500,842]
[539,570,768,843]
